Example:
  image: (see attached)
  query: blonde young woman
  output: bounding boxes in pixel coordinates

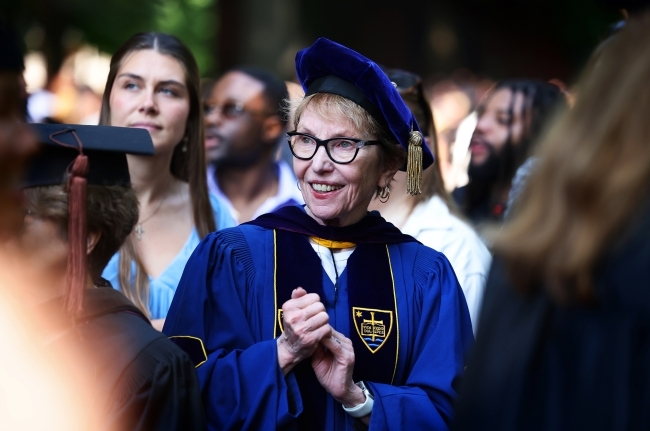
[100,33,235,326]
[455,13,650,431]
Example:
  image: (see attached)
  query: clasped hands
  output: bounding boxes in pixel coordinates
[276,287,366,409]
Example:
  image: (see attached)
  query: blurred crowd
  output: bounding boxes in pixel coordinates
[1,6,650,431]
[21,39,495,193]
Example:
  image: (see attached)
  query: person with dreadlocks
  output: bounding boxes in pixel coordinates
[454,11,650,430]
[453,79,566,225]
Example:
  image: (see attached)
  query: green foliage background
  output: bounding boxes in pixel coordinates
[152,0,218,74]
[3,0,219,76]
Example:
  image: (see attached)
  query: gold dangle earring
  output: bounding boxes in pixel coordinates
[378,185,391,203]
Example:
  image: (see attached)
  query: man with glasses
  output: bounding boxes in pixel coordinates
[204,66,303,223]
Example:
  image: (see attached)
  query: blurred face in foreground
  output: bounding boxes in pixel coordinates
[0,72,38,239]
[470,88,525,167]
[292,105,394,227]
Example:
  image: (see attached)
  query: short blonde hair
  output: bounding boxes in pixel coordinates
[289,92,406,174]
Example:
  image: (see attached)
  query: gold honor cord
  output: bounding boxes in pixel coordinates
[309,237,356,249]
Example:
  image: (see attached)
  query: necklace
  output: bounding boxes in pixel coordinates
[134,184,172,240]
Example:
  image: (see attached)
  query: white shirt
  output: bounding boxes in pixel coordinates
[207,160,304,224]
[309,239,355,284]
[401,195,492,333]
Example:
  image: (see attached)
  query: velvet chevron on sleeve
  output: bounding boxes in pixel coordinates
[164,227,303,431]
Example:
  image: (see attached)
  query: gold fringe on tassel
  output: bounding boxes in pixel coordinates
[406,130,424,195]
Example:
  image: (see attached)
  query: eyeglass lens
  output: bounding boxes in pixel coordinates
[289,134,361,163]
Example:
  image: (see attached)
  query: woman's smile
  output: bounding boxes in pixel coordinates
[294,106,394,226]
[310,182,344,193]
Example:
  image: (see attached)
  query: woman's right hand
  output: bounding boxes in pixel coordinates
[277,287,331,375]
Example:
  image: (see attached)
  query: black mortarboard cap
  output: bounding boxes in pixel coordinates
[295,37,432,194]
[25,123,154,188]
[23,123,153,315]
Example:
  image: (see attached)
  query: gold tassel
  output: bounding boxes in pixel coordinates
[406,130,423,195]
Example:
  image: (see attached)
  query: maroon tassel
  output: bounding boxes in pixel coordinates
[64,154,89,314]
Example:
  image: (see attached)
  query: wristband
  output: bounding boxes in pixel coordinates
[342,381,374,418]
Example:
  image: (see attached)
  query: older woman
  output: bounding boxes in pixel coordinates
[164,38,473,431]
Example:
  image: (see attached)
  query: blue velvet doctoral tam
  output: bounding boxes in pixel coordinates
[164,213,473,431]
[295,37,434,171]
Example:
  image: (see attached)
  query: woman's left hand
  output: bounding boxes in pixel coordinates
[311,328,366,408]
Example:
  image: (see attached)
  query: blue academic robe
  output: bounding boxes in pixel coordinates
[164,223,473,431]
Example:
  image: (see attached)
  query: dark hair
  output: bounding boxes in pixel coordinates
[24,185,139,282]
[490,79,567,180]
[230,66,289,127]
[99,32,216,315]
[0,20,24,72]
[200,77,216,104]
[493,12,650,301]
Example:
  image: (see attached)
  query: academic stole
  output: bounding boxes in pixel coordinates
[273,230,398,427]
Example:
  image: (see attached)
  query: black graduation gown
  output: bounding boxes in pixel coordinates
[40,285,206,431]
[454,204,650,431]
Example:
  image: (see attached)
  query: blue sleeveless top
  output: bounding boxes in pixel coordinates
[101,193,236,319]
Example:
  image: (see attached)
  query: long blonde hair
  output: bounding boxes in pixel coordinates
[493,13,650,302]
[99,33,216,316]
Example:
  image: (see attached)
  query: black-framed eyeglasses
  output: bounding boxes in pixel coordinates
[286,131,380,164]
[204,100,269,119]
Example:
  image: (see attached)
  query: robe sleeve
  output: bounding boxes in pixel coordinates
[104,337,207,431]
[366,246,474,431]
[163,229,303,431]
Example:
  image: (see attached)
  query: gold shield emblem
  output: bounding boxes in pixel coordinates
[277,309,284,333]
[352,307,393,353]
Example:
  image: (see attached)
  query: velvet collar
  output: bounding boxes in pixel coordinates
[246,205,418,245]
